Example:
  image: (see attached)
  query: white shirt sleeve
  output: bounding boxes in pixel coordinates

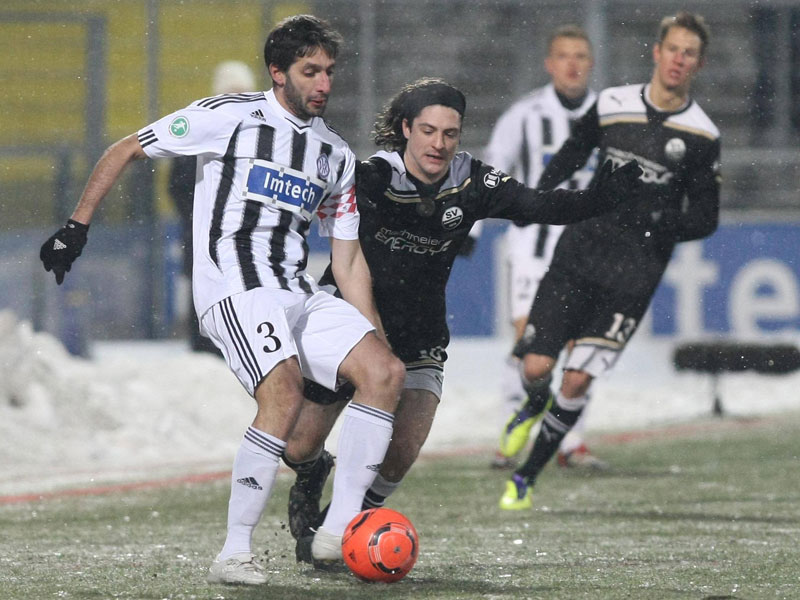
[316,148,360,240]
[483,101,526,177]
[138,104,242,159]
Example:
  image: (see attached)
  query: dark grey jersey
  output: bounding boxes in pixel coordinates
[538,83,721,297]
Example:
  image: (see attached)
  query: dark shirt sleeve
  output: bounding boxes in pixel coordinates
[476,159,623,225]
[536,102,602,190]
[658,138,721,242]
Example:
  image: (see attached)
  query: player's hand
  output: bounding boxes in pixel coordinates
[592,159,643,206]
[40,219,89,284]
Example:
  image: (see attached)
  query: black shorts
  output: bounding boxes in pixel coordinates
[514,267,652,359]
[303,379,354,406]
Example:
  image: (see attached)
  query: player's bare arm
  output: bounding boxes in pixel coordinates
[40,133,146,284]
[330,236,389,344]
[72,134,147,225]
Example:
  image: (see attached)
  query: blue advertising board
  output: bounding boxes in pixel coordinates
[442,221,800,339]
[652,222,800,338]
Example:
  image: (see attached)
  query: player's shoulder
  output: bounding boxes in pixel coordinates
[666,99,720,141]
[191,92,266,114]
[448,151,476,184]
[313,117,352,149]
[501,85,552,116]
[597,84,646,118]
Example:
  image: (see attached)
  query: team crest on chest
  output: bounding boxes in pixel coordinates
[441,206,463,230]
[316,154,331,180]
[664,137,686,163]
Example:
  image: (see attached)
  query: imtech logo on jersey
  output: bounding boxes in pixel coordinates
[244,159,326,221]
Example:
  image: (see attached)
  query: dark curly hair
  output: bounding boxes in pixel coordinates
[264,14,343,75]
[372,78,466,152]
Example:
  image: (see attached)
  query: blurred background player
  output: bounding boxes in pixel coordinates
[486,25,606,470]
[168,60,257,354]
[499,11,720,510]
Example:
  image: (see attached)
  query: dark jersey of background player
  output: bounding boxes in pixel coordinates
[537,85,720,298]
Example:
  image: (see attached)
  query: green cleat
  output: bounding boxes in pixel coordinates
[498,394,552,457]
[499,474,533,510]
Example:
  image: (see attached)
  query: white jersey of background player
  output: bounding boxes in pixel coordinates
[485,25,605,469]
[39,15,404,585]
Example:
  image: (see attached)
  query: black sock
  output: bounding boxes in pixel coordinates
[522,373,553,414]
[516,395,585,483]
[284,450,328,491]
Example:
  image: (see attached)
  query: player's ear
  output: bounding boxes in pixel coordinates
[402,118,412,140]
[269,64,285,87]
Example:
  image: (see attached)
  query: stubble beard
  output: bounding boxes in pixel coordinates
[284,76,325,120]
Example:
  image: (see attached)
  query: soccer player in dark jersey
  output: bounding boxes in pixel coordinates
[499,11,721,510]
[282,77,643,564]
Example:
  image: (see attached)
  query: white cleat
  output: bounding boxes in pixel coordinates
[311,526,344,570]
[207,552,267,585]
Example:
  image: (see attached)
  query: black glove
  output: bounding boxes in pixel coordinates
[40,219,89,284]
[592,159,643,207]
[457,235,477,257]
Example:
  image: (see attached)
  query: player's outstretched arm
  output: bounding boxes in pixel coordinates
[39,134,146,284]
[487,159,643,226]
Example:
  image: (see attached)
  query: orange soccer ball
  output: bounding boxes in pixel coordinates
[341,507,419,583]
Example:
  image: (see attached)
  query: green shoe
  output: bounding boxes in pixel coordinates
[499,474,533,510]
[498,394,552,457]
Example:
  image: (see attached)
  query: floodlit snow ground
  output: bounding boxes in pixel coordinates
[1,311,798,496]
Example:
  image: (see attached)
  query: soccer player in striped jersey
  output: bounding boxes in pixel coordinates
[39,15,406,586]
[499,11,721,510]
[281,78,643,562]
[486,25,607,471]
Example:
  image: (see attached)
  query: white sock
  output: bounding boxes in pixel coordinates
[363,473,401,508]
[501,355,526,422]
[218,426,285,560]
[322,402,394,536]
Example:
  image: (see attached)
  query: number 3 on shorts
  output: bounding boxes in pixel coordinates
[257,321,283,353]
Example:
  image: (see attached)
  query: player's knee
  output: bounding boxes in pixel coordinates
[377,352,406,392]
[358,349,404,404]
[521,354,556,383]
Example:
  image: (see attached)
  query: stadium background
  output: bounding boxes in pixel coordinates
[1,0,798,353]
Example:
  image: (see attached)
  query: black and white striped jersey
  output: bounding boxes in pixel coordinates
[138,89,358,317]
[485,84,597,266]
[539,83,721,296]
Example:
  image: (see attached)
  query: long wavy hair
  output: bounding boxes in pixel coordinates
[372,77,466,152]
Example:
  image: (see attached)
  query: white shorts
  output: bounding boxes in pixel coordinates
[200,288,374,396]
[507,257,547,322]
[564,343,622,378]
[404,364,444,401]
[504,224,564,321]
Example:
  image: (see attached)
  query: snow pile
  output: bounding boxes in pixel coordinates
[0,311,254,494]
[1,309,798,496]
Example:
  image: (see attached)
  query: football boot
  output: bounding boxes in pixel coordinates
[499,473,533,510]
